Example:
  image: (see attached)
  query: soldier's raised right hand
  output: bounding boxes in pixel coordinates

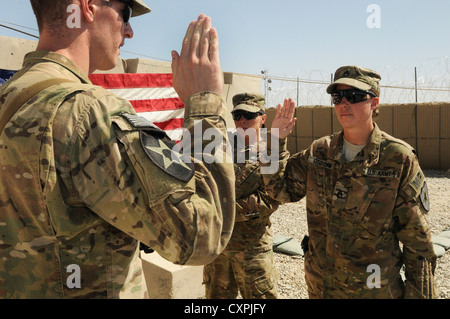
[271,98,297,139]
[171,14,223,104]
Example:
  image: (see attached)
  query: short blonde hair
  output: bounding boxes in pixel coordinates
[30,0,72,32]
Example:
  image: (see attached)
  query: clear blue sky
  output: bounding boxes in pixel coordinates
[1,0,449,81]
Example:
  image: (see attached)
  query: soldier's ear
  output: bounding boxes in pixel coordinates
[260,113,267,125]
[371,97,379,111]
[80,0,95,23]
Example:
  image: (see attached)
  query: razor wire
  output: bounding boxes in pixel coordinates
[241,57,450,108]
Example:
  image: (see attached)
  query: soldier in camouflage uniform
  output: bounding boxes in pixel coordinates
[204,93,280,299]
[262,66,437,298]
[0,1,235,298]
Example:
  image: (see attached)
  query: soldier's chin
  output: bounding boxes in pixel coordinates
[97,59,118,72]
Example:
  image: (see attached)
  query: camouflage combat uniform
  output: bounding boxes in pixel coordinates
[204,141,279,299]
[262,124,437,298]
[0,51,235,298]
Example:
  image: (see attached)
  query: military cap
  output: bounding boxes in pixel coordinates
[131,0,151,17]
[327,65,382,96]
[232,93,266,113]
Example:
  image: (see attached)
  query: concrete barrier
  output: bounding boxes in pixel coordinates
[140,251,204,299]
[0,36,37,70]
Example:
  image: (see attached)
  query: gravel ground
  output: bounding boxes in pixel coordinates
[271,169,450,299]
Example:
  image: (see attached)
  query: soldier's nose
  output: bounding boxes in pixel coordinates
[124,22,134,39]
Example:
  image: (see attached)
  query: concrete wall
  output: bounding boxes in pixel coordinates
[222,72,261,129]
[125,58,172,74]
[0,36,37,70]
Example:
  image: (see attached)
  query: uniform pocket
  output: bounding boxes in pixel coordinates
[251,275,276,299]
[340,177,383,224]
[343,174,399,237]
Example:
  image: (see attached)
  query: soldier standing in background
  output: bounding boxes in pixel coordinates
[204,93,280,299]
[0,0,235,298]
[263,66,437,298]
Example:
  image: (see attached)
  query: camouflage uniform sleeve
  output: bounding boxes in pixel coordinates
[394,153,437,298]
[261,133,308,203]
[236,190,279,221]
[234,159,280,221]
[174,92,236,263]
[67,91,234,266]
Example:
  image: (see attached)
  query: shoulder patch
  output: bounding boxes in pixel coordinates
[419,181,430,212]
[409,169,425,194]
[407,168,430,212]
[121,113,159,129]
[140,131,195,182]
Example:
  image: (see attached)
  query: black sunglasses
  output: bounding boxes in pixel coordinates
[232,111,263,121]
[117,0,133,23]
[332,89,376,105]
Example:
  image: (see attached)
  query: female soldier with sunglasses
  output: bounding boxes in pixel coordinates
[262,66,437,299]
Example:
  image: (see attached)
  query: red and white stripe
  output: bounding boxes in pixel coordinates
[89,73,184,141]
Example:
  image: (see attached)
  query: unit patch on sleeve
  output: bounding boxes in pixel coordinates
[407,168,430,212]
[419,181,430,212]
[140,130,195,182]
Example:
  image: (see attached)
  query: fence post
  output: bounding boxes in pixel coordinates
[415,67,418,103]
[330,73,334,105]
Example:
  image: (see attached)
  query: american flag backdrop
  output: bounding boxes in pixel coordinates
[0,69,16,85]
[89,73,184,141]
[0,70,184,141]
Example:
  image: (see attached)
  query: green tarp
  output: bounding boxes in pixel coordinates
[273,235,304,256]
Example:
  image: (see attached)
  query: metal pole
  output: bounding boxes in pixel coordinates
[331,73,334,105]
[415,67,418,103]
[264,74,267,101]
[261,69,267,102]
[263,69,268,103]
[297,77,299,107]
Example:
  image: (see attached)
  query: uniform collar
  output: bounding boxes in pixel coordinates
[329,123,382,167]
[22,50,92,85]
